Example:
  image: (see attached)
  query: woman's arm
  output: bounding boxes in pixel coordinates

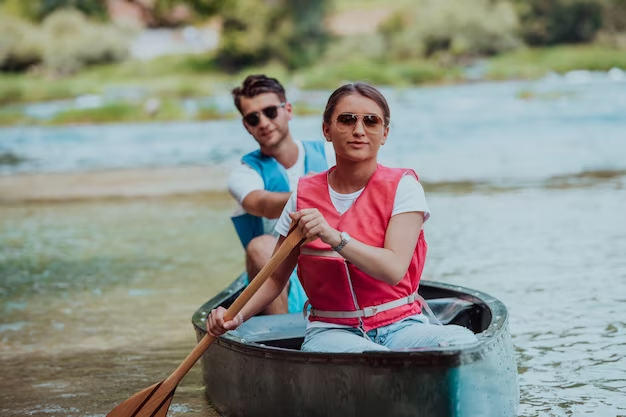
[291,209,423,286]
[336,212,423,285]
[206,234,300,336]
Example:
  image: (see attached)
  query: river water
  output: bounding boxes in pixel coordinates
[1,76,625,416]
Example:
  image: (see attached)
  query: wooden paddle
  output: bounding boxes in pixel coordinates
[106,225,307,417]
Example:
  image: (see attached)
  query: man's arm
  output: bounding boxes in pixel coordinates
[241,190,291,219]
[229,164,289,219]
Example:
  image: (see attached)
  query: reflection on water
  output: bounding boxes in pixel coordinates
[425,185,626,416]
[1,79,625,416]
[0,344,219,417]
[0,195,237,416]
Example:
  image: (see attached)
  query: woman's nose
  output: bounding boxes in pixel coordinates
[352,118,366,135]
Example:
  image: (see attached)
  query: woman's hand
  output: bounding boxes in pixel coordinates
[289,209,342,248]
[206,306,243,337]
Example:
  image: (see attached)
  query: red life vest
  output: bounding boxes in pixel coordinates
[296,164,428,331]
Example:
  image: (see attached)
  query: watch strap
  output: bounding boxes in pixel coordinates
[333,232,350,252]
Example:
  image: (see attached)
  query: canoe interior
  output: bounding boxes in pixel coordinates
[192,275,519,417]
[193,274,496,352]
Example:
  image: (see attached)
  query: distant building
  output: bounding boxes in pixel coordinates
[105,0,191,28]
[106,0,147,28]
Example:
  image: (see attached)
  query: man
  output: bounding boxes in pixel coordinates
[228,74,335,315]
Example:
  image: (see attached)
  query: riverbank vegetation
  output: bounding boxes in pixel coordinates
[1,0,625,125]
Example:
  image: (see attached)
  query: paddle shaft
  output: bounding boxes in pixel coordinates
[107,226,306,417]
[162,226,306,386]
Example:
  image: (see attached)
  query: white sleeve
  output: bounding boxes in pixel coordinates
[392,175,431,222]
[275,187,298,237]
[227,163,265,205]
[324,141,336,168]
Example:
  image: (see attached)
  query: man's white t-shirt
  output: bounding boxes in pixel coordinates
[228,140,336,234]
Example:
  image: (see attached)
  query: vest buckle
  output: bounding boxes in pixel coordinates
[363,306,378,317]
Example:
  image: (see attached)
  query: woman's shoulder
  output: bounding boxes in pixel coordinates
[299,169,330,184]
[376,164,419,181]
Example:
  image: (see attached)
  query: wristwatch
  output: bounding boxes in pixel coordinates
[332,231,351,252]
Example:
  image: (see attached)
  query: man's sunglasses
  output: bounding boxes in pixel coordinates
[333,113,385,133]
[243,103,286,127]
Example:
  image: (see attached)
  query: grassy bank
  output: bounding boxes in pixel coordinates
[484,44,626,79]
[0,43,624,126]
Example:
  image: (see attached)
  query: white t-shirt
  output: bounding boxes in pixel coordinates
[274,173,430,330]
[229,140,335,212]
[228,140,336,234]
[275,174,430,237]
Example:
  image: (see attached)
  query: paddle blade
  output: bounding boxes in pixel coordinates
[107,380,177,417]
[150,394,174,417]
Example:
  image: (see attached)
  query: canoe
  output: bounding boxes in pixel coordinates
[192,273,519,417]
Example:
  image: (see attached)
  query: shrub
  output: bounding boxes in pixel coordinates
[0,0,107,21]
[380,0,521,60]
[0,15,42,71]
[41,9,130,75]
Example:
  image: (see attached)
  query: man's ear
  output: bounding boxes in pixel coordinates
[285,102,293,121]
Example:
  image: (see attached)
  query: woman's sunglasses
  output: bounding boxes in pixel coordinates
[243,103,286,127]
[334,113,385,133]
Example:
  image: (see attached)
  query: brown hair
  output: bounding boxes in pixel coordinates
[322,82,390,127]
[231,74,287,114]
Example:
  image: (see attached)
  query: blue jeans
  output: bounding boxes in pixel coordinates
[300,315,478,353]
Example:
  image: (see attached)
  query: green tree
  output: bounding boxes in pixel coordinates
[515,0,604,45]
[0,0,106,21]
[40,0,107,19]
[177,0,227,17]
[600,0,626,34]
[216,0,330,70]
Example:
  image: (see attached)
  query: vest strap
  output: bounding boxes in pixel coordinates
[310,292,418,319]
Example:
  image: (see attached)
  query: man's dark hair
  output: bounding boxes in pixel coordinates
[232,74,287,114]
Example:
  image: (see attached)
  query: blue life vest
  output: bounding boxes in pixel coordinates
[231,141,328,248]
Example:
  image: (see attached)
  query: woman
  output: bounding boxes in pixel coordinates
[207,82,476,352]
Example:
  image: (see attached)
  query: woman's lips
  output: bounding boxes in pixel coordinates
[347,141,368,148]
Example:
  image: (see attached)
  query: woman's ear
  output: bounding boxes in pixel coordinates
[381,126,389,145]
[322,122,332,141]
